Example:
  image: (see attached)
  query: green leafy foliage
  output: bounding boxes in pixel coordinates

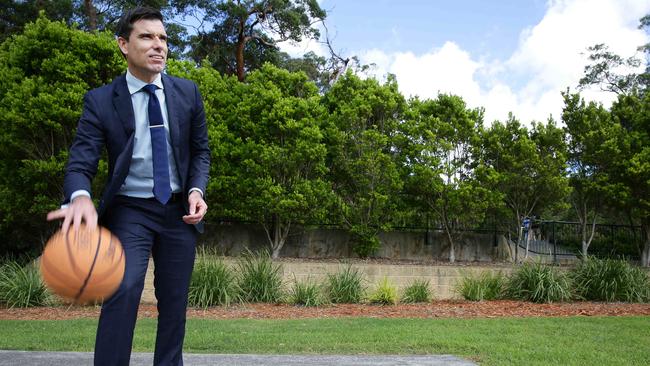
[187,0,326,81]
[571,257,650,302]
[289,277,326,307]
[237,250,284,303]
[368,277,398,305]
[323,73,405,257]
[400,279,432,303]
[188,250,240,307]
[0,16,123,254]
[171,63,333,258]
[480,116,570,241]
[456,271,506,301]
[402,94,500,262]
[325,265,365,304]
[0,260,49,307]
[562,92,620,257]
[505,262,573,303]
[608,92,650,266]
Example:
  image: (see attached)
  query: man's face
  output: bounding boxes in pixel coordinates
[117,18,168,83]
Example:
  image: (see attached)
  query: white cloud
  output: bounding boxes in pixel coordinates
[276,36,327,58]
[355,0,650,125]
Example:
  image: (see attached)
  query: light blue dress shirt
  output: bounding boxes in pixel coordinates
[117,70,181,197]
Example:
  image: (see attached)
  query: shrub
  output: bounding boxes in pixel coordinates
[237,250,284,303]
[188,251,240,307]
[505,262,572,303]
[401,279,433,303]
[0,260,49,307]
[326,265,365,304]
[456,271,505,301]
[571,257,650,302]
[289,277,326,307]
[368,277,398,305]
[350,225,381,258]
[0,16,123,255]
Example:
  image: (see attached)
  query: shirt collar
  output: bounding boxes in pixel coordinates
[126,70,164,95]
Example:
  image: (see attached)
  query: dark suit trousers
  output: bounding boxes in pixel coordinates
[94,195,196,366]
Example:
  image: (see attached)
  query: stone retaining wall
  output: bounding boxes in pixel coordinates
[141,258,516,303]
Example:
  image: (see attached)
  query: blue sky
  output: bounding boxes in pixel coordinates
[280,0,650,125]
[322,0,547,61]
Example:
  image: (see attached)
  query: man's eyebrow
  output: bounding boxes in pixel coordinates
[136,32,167,39]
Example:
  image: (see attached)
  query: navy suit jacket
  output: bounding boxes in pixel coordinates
[63,73,210,231]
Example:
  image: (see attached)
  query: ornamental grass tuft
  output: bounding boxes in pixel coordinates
[505,262,572,303]
[0,260,50,308]
[325,264,365,304]
[289,277,326,307]
[571,257,650,302]
[237,250,284,303]
[188,250,240,307]
[368,276,398,305]
[456,271,506,301]
[401,279,433,303]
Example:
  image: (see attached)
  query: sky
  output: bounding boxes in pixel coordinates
[279,0,650,125]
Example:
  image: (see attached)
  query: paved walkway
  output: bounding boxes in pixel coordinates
[0,350,477,365]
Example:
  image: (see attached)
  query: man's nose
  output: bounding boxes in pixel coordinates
[152,36,164,49]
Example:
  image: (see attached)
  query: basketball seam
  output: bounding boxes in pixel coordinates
[90,233,124,285]
[74,229,103,302]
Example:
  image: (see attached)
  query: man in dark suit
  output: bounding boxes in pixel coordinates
[47,6,210,366]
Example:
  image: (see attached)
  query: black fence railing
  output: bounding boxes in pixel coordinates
[207,217,644,262]
[518,220,643,262]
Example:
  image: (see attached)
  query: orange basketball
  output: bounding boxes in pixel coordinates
[40,225,125,304]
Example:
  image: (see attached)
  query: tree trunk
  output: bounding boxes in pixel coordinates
[642,223,650,267]
[261,215,290,259]
[525,229,530,259]
[84,0,97,31]
[271,223,285,259]
[235,15,248,82]
[447,233,455,263]
[236,39,246,82]
[440,208,455,263]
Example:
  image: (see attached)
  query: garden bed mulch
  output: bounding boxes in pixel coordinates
[2,300,649,321]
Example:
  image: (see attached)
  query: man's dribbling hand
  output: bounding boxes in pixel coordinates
[46,195,98,234]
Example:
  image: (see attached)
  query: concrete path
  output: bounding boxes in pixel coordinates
[0,350,477,365]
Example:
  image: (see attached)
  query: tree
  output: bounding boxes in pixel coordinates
[171,62,332,258]
[0,0,75,43]
[562,91,621,257]
[0,16,124,255]
[579,43,644,95]
[323,72,404,257]
[186,0,326,82]
[608,93,650,266]
[481,116,570,258]
[576,13,650,266]
[402,95,500,262]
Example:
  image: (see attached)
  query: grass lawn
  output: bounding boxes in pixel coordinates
[0,316,648,365]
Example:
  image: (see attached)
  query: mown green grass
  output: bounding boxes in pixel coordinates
[1,316,648,365]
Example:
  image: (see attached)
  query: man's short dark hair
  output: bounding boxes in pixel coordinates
[116,7,164,40]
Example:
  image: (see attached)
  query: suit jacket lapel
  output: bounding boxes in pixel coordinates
[113,74,135,136]
[162,74,181,155]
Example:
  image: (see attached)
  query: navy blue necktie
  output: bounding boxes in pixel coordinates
[143,84,172,204]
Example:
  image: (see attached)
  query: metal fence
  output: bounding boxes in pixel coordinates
[516,220,644,262]
[209,217,644,262]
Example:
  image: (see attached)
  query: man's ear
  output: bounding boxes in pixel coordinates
[117,37,129,57]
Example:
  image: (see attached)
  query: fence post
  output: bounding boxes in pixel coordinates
[552,221,557,264]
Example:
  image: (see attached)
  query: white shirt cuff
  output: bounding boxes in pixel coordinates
[61,190,91,209]
[188,188,203,197]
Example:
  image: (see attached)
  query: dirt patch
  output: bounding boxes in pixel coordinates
[1,301,649,320]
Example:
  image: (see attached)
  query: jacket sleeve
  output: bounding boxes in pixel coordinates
[63,91,105,203]
[187,82,210,195]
